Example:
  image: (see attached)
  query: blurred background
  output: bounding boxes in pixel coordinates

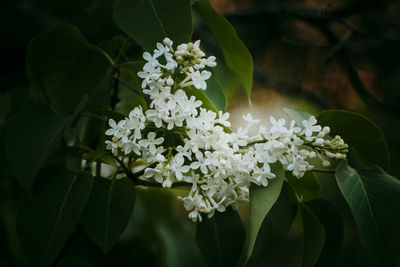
[1,0,399,266]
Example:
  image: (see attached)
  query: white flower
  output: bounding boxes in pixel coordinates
[188,68,211,90]
[153,42,170,58]
[302,116,322,137]
[269,116,287,135]
[139,132,164,154]
[243,113,260,127]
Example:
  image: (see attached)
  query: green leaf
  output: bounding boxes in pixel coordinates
[317,110,390,171]
[81,176,136,253]
[196,208,245,267]
[204,68,226,112]
[193,0,253,97]
[306,199,343,267]
[17,166,93,267]
[247,163,285,260]
[335,161,400,267]
[300,203,325,267]
[4,103,71,192]
[159,220,205,267]
[27,23,112,113]
[113,0,193,51]
[286,171,320,202]
[82,150,116,166]
[247,182,298,266]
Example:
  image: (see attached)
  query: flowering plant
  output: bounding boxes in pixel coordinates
[105,38,348,222]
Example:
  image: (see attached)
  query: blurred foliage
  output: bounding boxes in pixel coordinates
[1,0,400,266]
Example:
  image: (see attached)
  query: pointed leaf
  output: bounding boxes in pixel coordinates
[306,199,343,267]
[113,0,193,51]
[335,161,400,267]
[196,208,245,267]
[318,110,390,170]
[193,0,253,97]
[247,163,285,260]
[27,23,112,113]
[301,203,325,267]
[4,103,71,192]
[17,166,93,267]
[81,176,136,253]
[247,182,298,266]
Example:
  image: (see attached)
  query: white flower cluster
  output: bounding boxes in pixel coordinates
[105,38,348,222]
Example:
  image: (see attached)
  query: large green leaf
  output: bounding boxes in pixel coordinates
[81,176,136,253]
[318,110,390,171]
[335,161,400,267]
[4,103,71,192]
[300,203,325,267]
[113,0,193,52]
[247,182,298,266]
[247,163,285,260]
[17,166,93,267]
[193,0,253,97]
[286,172,320,202]
[27,23,112,113]
[196,208,245,267]
[159,220,205,267]
[306,199,343,267]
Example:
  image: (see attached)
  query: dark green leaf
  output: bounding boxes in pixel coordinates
[81,176,136,253]
[286,171,320,202]
[27,23,112,113]
[4,103,71,192]
[113,0,193,51]
[318,110,390,171]
[306,199,343,267]
[247,163,285,260]
[335,161,400,267]
[196,208,245,267]
[193,0,253,97]
[82,150,116,166]
[17,166,93,267]
[300,203,325,267]
[247,182,298,266]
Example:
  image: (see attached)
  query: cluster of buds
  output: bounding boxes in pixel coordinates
[105,38,348,222]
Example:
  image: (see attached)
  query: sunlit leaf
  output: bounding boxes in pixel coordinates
[113,0,192,51]
[335,161,400,267]
[4,103,71,192]
[247,163,285,261]
[196,208,245,267]
[193,0,253,98]
[17,166,93,267]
